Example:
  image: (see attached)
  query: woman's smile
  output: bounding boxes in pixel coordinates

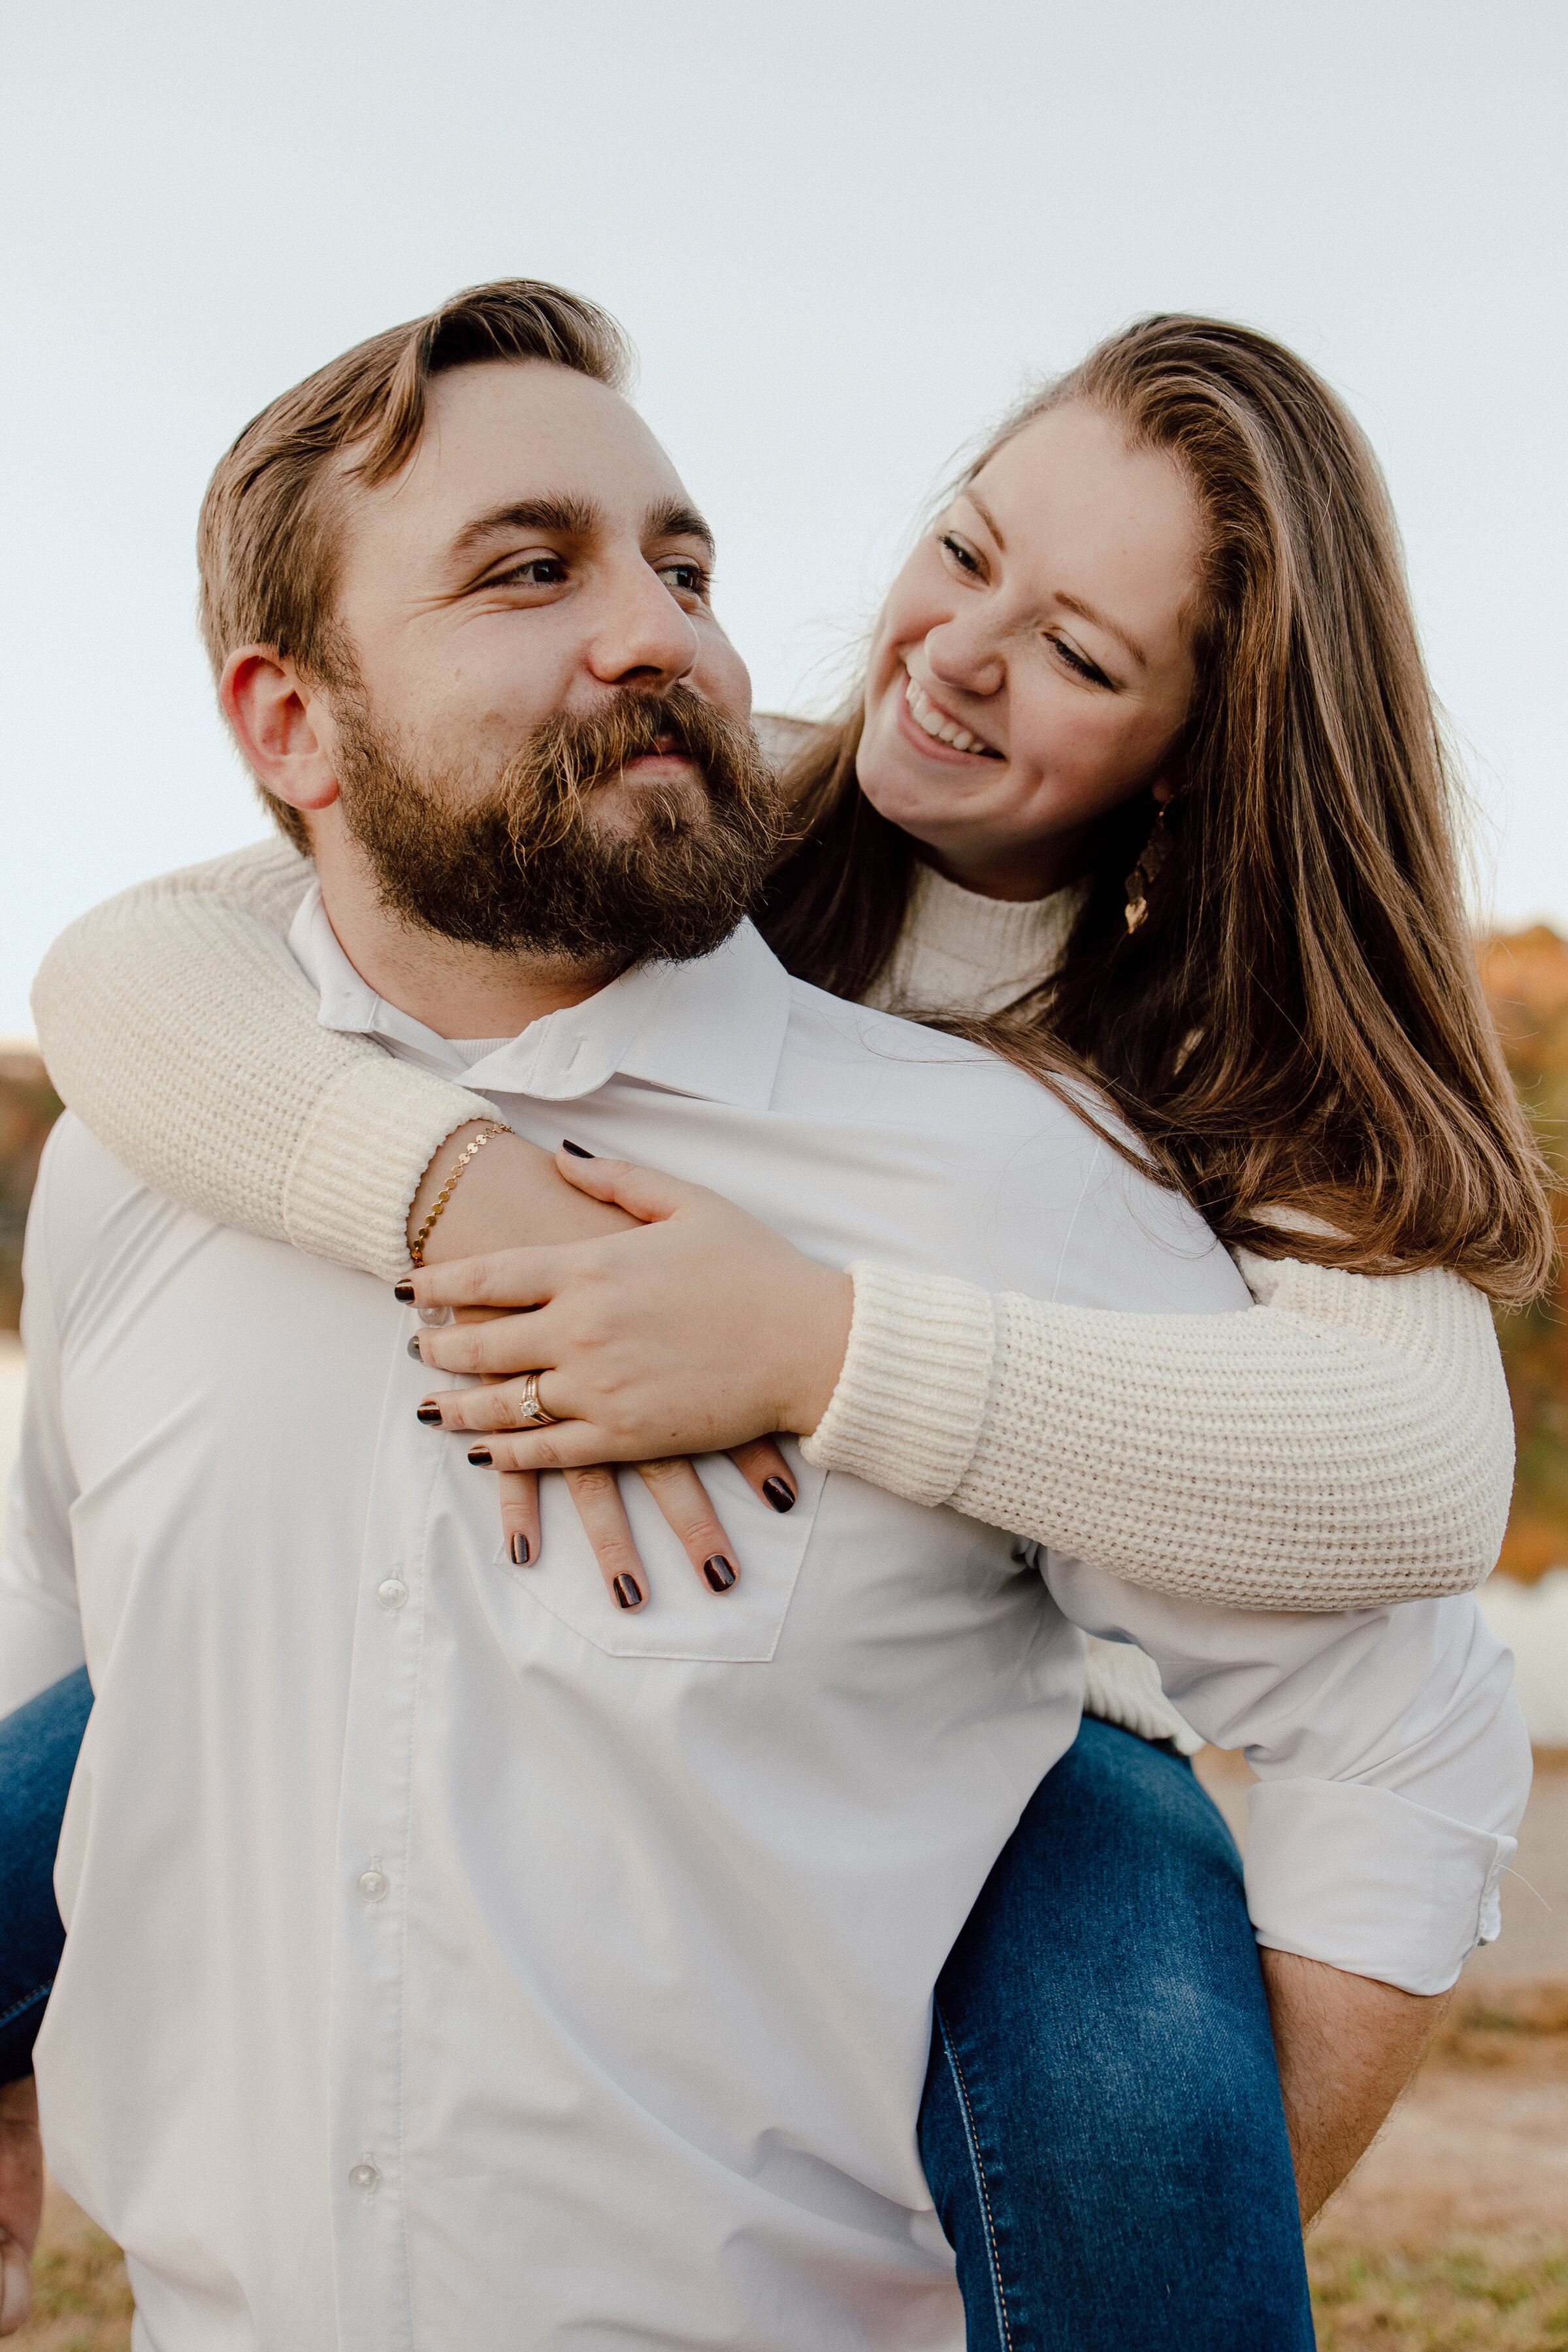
[900,666,1003,760]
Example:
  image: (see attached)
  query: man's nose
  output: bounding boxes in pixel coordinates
[585,558,701,689]
[924,614,1004,701]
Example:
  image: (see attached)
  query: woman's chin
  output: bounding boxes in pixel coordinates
[858,734,996,840]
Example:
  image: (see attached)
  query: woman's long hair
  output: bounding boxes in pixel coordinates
[757,316,1554,1303]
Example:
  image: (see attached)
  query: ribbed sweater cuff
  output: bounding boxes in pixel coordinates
[282,1058,497,1282]
[800,1262,998,1507]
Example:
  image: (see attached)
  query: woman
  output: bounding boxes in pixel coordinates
[10,314,1548,2349]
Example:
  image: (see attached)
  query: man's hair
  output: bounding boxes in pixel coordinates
[197,280,634,851]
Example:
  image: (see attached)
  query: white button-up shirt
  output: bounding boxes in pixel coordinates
[1,899,1529,2352]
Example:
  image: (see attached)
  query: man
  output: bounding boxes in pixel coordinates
[0,282,1529,2347]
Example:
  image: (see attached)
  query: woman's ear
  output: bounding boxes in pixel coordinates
[221,647,342,814]
[1151,777,1177,808]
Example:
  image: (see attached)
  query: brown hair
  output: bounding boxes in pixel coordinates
[759,316,1555,1302]
[196,280,633,851]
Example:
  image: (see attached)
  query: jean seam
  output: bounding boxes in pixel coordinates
[938,2007,1014,2352]
[0,1984,52,2033]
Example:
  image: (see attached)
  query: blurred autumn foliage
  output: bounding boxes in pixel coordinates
[1478,928,1568,1584]
[1,934,1565,1576]
[0,1048,61,1332]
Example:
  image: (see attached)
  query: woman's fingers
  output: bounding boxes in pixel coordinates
[446,1422,658,1473]
[552,1148,726,1226]
[559,1466,651,1614]
[479,1443,748,1609]
[412,1304,554,1380]
[632,1458,742,1593]
[419,1373,566,1435]
[494,1467,542,1569]
[397,1247,556,1315]
[727,1437,798,1516]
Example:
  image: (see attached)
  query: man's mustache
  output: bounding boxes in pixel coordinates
[510,686,770,853]
[330,667,782,962]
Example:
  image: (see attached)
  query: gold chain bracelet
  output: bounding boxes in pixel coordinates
[409,1124,512,1266]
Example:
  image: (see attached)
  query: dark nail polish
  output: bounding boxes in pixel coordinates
[406,1335,424,1360]
[510,1532,531,1566]
[416,1401,444,1426]
[561,1139,594,1158]
[762,1477,796,1514]
[703,1554,737,1593]
[467,1445,493,1466]
[613,1573,643,1610]
[394,1281,416,1303]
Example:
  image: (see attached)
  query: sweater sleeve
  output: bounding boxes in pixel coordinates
[800,1252,1514,1611]
[29,840,494,1282]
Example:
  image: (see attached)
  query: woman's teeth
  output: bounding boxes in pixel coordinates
[903,671,997,755]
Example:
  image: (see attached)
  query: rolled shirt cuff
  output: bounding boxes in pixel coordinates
[0,1590,89,1722]
[1244,1776,1516,1995]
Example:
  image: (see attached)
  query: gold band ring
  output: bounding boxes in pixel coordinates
[516,1372,561,1429]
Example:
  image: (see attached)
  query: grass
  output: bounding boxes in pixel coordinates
[13,2206,132,2350]
[14,2201,1568,2348]
[1308,2238,1568,2350]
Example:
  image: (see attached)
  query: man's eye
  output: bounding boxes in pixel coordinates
[659,561,711,598]
[495,557,568,589]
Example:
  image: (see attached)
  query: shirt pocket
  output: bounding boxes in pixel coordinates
[491,1439,826,1662]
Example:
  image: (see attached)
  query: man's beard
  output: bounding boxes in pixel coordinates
[331,682,784,966]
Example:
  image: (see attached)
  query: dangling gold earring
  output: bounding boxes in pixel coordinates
[1123,804,1171,934]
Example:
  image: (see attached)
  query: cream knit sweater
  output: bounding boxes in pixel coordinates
[30,836,1514,1746]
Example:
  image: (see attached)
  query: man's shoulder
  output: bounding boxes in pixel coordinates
[772,979,1248,1315]
[34,1111,150,1230]
[25,1115,180,1310]
[778,974,1102,1139]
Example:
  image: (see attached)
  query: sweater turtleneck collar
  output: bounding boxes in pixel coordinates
[862,859,1088,1021]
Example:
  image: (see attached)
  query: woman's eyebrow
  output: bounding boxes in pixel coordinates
[966,490,1007,551]
[1055,591,1149,672]
[965,488,1149,670]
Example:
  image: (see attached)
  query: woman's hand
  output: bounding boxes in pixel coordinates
[404,1133,809,1612]
[416,1302,796,1614]
[504,1442,798,1614]
[404,1149,855,1470]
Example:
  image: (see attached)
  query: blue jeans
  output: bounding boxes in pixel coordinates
[3,1682,1309,2345]
[0,1666,93,2082]
[919,1716,1313,2349]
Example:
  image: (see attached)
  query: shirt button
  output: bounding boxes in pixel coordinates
[357,1866,389,1903]
[348,2161,380,2194]
[376,1577,408,1610]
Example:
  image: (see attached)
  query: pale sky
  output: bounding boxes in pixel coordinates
[3,0,1563,1036]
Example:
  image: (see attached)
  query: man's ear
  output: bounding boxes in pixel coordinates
[221,648,342,814]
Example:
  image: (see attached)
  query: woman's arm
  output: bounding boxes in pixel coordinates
[32,719,819,1277]
[29,849,794,1598]
[814,1251,1512,1609]
[29,840,506,1281]
[406,1156,1515,1612]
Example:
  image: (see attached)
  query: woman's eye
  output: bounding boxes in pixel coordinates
[659,560,710,598]
[1052,636,1112,688]
[939,532,983,576]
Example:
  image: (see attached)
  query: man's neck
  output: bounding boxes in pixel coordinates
[312,829,620,1040]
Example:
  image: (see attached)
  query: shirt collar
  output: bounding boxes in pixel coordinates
[287,883,792,1109]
